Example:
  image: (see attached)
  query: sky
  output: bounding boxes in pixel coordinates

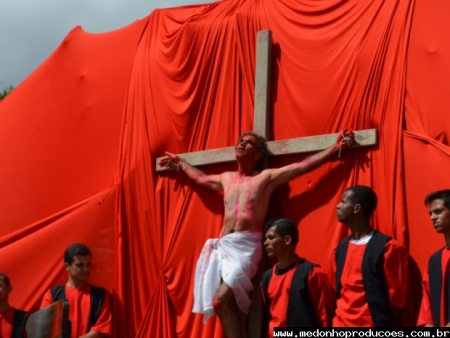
[0,0,212,90]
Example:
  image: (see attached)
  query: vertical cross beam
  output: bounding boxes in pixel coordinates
[247,30,272,338]
[253,30,272,139]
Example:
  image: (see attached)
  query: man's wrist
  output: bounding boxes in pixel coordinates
[176,159,186,172]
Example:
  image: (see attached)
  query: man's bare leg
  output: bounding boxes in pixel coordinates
[213,282,247,338]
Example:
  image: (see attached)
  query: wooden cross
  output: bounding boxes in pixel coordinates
[155,30,376,172]
[155,30,376,338]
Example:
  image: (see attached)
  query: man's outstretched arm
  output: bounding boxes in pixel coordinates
[265,129,355,187]
[159,151,223,191]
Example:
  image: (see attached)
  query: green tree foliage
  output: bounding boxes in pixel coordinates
[0,85,14,100]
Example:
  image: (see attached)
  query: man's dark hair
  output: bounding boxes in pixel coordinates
[0,273,10,287]
[425,189,450,209]
[238,131,270,171]
[345,185,378,218]
[64,243,91,265]
[264,217,299,247]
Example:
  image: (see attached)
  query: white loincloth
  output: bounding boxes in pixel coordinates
[192,231,262,323]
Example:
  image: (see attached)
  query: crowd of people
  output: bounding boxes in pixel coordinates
[1,130,449,337]
[161,130,450,335]
[260,188,450,334]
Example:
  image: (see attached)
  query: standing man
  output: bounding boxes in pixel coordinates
[417,189,450,327]
[261,217,334,336]
[0,273,27,338]
[160,129,354,338]
[333,185,408,327]
[40,243,111,338]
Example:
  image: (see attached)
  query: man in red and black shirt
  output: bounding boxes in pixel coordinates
[261,217,334,337]
[40,243,111,338]
[333,185,408,327]
[0,273,27,338]
[417,189,450,327]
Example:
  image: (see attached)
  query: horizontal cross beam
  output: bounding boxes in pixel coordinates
[156,128,377,172]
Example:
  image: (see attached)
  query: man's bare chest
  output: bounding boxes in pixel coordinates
[223,176,268,204]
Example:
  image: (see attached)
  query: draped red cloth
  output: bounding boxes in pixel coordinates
[0,0,449,336]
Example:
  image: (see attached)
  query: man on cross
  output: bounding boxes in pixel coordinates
[160,129,354,338]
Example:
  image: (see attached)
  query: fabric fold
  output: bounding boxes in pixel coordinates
[193,231,262,323]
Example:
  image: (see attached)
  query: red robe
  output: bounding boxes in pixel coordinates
[333,239,408,327]
[417,248,450,326]
[0,307,15,338]
[41,284,111,337]
[265,259,334,337]
[0,307,26,338]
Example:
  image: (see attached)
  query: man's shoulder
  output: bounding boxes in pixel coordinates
[49,284,109,294]
[3,307,18,316]
[427,246,447,265]
[261,267,274,290]
[221,171,236,179]
[12,308,28,329]
[49,284,66,295]
[87,283,104,289]
[430,246,446,256]
[363,231,406,254]
[257,168,273,176]
[262,266,273,277]
[85,283,107,292]
[13,308,28,317]
[88,284,111,299]
[379,234,406,251]
[222,170,237,175]
[299,257,319,268]
[50,284,66,289]
[335,235,352,249]
[372,230,391,238]
[296,258,321,276]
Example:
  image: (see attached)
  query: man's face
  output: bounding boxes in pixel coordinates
[336,190,356,223]
[428,199,450,234]
[235,135,260,161]
[264,227,289,258]
[0,276,11,301]
[65,255,91,284]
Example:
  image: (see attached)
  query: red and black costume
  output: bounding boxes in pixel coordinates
[41,284,111,337]
[0,307,27,338]
[333,231,408,327]
[261,257,334,337]
[418,247,450,326]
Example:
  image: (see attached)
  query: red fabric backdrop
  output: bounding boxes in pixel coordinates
[0,0,449,336]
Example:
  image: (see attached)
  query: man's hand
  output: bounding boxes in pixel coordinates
[159,151,222,190]
[159,151,184,171]
[336,128,355,148]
